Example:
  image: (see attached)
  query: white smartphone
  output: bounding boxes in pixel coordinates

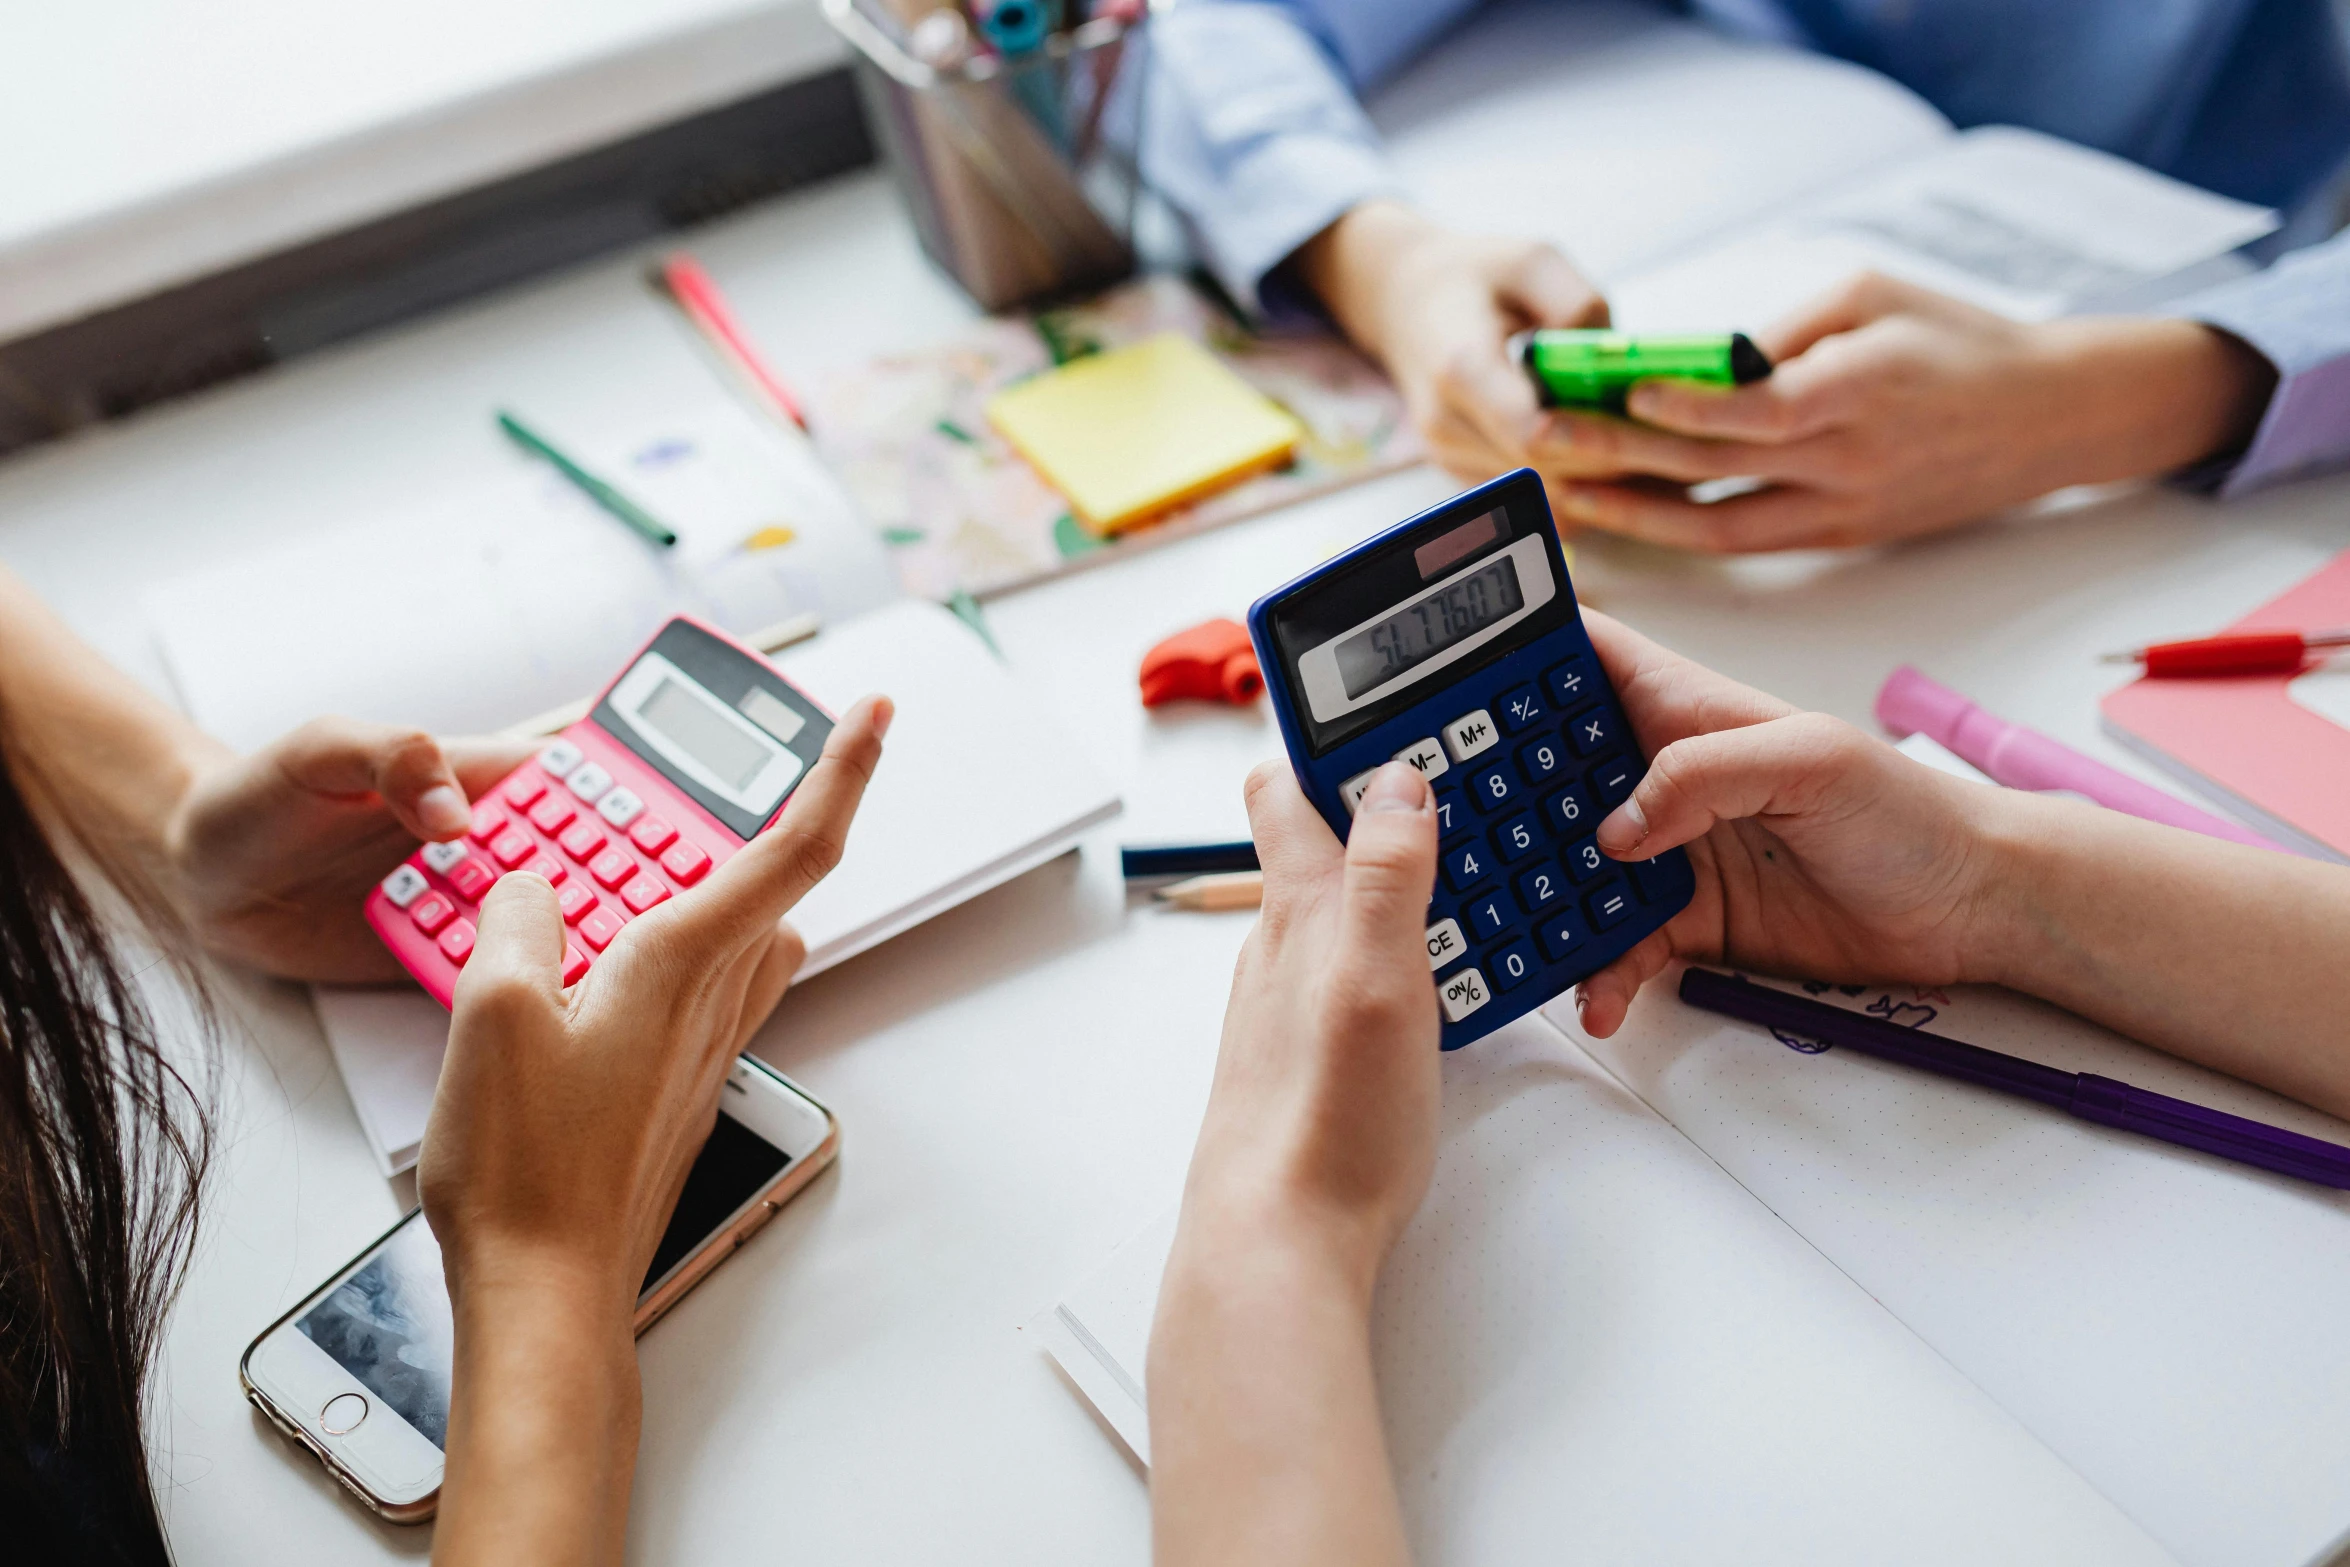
[240,1056,838,1521]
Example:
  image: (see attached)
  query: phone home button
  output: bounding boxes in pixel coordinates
[319,1392,369,1436]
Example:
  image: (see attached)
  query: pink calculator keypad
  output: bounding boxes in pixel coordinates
[364,721,767,1008]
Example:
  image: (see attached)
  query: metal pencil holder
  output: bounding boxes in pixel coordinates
[826,0,1148,311]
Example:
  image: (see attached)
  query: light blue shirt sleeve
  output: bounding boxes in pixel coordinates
[2171,228,2350,496]
[1143,0,1481,312]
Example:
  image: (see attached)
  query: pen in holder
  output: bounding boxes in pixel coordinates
[826,0,1147,310]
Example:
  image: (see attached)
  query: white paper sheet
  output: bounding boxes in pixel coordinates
[1566,972,2350,1567]
[312,601,1121,1175]
[1046,1014,2172,1565]
[1610,126,2276,332]
[143,393,896,750]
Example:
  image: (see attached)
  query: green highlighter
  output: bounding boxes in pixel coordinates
[1513,329,1772,411]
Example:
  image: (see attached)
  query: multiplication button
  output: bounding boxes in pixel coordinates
[1566,707,1619,758]
[1437,966,1491,1022]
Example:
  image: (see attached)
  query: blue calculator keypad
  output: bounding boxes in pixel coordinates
[1250,470,1698,1050]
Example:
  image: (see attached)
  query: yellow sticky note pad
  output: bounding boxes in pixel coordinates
[986,334,1304,534]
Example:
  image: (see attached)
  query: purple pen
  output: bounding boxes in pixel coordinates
[1679,968,2350,1191]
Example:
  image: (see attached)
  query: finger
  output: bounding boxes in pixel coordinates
[444,735,544,801]
[1572,925,1679,1038]
[730,922,809,1053]
[1332,762,1438,969]
[1579,609,1794,754]
[1554,480,1861,554]
[650,695,891,953]
[1595,712,1862,861]
[275,717,472,839]
[1241,759,1344,906]
[1433,343,1549,467]
[456,871,567,1008]
[1495,243,1610,330]
[1752,269,1917,363]
[1533,410,1801,484]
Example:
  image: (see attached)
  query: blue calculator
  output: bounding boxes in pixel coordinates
[1247,469,1696,1049]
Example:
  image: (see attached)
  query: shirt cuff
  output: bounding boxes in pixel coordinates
[2169,237,2350,497]
[1198,132,1400,317]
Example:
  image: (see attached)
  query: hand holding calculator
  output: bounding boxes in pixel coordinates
[1248,470,1695,1049]
[366,618,834,1005]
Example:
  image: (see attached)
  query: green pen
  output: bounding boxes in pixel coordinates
[495,409,679,548]
[1512,330,1772,411]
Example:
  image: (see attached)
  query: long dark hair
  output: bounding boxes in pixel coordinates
[0,711,212,1564]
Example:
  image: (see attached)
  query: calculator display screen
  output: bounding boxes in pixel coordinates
[1333,556,1524,699]
[640,676,776,792]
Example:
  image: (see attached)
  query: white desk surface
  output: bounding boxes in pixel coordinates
[4,39,2349,1566]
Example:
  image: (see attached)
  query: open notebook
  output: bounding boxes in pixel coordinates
[1041,978,2350,1567]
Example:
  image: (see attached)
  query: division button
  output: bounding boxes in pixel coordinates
[1542,658,1592,708]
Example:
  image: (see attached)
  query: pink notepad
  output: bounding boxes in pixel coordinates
[2101,548,2350,861]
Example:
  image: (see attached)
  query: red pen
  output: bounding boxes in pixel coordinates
[2099,626,2350,677]
[651,252,808,431]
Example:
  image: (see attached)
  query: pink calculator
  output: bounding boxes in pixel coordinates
[366,617,835,1006]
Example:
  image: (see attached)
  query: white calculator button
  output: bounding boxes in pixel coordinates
[1394,736,1449,782]
[420,840,470,874]
[1425,918,1466,971]
[379,865,429,908]
[565,762,612,803]
[1438,966,1491,1022]
[1339,768,1379,816]
[1441,710,1498,763]
[539,739,584,777]
[596,787,644,828]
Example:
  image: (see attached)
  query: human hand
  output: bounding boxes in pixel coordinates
[1176,760,1442,1288]
[166,719,536,983]
[1546,272,2277,552]
[1567,612,2014,1035]
[418,694,887,1310]
[1295,200,1613,495]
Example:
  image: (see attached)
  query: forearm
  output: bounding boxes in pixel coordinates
[1148,1209,1411,1567]
[1978,792,2350,1120]
[438,1263,641,1567]
[1293,200,1433,362]
[2027,318,2275,485]
[0,564,226,860]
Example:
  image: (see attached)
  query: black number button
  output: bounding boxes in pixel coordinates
[1488,939,1536,992]
[1546,781,1594,835]
[1517,737,1564,785]
[1562,836,1608,884]
[1464,891,1514,941]
[1433,791,1463,836]
[1492,811,1542,865]
[1514,863,1565,915]
[1469,763,1515,814]
[1442,841,1492,893]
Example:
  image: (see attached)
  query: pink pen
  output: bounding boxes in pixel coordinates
[1874,666,2282,852]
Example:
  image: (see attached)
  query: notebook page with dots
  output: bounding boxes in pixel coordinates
[1034,1011,2172,1565]
[1563,969,2350,1567]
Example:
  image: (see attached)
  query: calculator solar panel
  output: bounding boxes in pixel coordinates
[1248,469,1695,1049]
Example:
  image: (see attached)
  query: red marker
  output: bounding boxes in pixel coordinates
[651,252,808,431]
[2099,627,2350,677]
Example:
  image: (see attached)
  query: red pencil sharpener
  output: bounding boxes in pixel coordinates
[1139,618,1264,707]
